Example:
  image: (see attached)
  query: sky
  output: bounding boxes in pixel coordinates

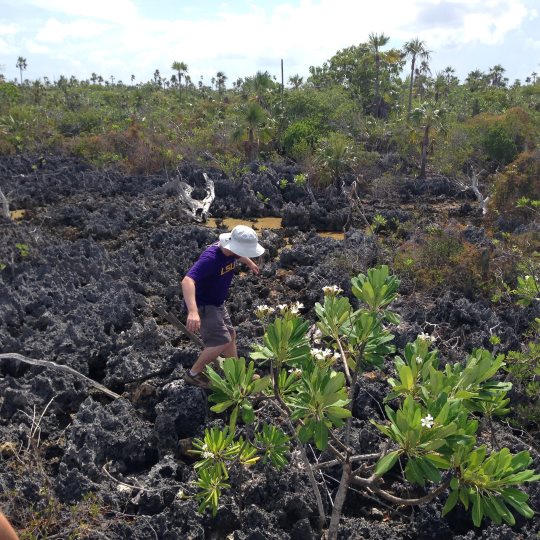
[0,0,539,86]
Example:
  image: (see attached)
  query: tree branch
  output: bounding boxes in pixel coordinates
[351,475,451,506]
[0,353,120,400]
[0,188,10,220]
[312,452,380,470]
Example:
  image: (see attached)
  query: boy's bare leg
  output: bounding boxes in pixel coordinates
[221,328,237,359]
[190,343,229,375]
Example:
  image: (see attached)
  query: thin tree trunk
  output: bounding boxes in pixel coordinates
[328,460,352,540]
[408,58,416,116]
[419,124,430,178]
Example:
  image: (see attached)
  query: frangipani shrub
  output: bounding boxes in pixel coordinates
[189,266,539,539]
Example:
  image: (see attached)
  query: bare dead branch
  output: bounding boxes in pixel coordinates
[351,475,451,506]
[176,172,215,222]
[0,353,120,399]
[0,187,10,219]
[312,452,380,470]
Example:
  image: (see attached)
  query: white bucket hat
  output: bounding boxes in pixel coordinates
[219,225,265,257]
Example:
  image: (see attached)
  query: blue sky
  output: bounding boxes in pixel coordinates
[1,0,539,86]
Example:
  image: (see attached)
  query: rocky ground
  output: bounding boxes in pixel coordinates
[0,154,539,539]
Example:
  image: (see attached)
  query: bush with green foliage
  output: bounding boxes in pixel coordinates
[489,150,540,223]
[186,266,539,539]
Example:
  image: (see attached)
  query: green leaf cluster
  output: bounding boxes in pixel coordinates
[207,357,271,428]
[289,365,351,450]
[443,447,540,526]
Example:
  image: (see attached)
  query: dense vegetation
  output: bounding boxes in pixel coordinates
[2,36,539,183]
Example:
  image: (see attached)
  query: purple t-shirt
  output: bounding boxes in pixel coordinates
[185,243,237,306]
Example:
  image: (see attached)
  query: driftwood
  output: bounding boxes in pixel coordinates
[177,172,215,222]
[0,188,10,219]
[458,168,490,215]
[0,353,121,399]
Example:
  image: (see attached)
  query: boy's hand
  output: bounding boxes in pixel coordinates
[238,256,260,275]
[247,260,260,275]
[186,311,201,332]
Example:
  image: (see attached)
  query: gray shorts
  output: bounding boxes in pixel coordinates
[199,305,234,347]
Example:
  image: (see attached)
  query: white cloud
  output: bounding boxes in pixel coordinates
[0,23,18,36]
[3,0,538,83]
[25,0,138,23]
[35,18,112,44]
[25,39,50,54]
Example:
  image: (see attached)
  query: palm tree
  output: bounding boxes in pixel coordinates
[243,102,266,161]
[411,101,444,179]
[244,71,275,109]
[488,64,506,87]
[171,61,188,88]
[288,74,304,89]
[368,33,390,117]
[90,72,98,84]
[216,71,227,94]
[433,73,447,103]
[403,38,430,116]
[16,56,27,85]
[465,69,485,92]
[443,66,458,86]
[414,60,431,99]
[131,74,135,85]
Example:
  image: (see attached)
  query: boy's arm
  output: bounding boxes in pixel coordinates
[237,256,259,275]
[181,276,200,332]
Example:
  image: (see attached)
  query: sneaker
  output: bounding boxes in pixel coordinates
[184,371,211,389]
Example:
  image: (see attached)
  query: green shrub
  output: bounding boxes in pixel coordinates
[282,119,321,157]
[489,150,540,222]
[483,125,518,164]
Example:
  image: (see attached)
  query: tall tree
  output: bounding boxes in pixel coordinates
[414,60,431,99]
[411,101,444,179]
[241,102,266,161]
[216,71,227,94]
[288,74,304,89]
[243,71,276,110]
[368,32,390,117]
[403,38,430,116]
[171,61,188,88]
[488,64,507,87]
[465,69,485,92]
[16,56,27,85]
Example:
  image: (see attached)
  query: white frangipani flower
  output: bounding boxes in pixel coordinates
[255,304,275,319]
[312,328,323,344]
[277,304,288,312]
[421,414,434,429]
[311,348,338,361]
[290,301,304,315]
[416,356,423,364]
[323,285,343,296]
[418,332,436,343]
